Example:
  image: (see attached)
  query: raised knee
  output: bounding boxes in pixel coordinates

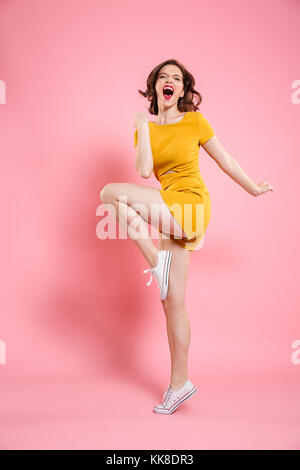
[100,183,115,203]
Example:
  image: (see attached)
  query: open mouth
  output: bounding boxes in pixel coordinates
[163,86,174,100]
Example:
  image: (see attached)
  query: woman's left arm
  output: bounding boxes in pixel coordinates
[202,136,275,197]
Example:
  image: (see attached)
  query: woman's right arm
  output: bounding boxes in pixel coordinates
[134,113,153,179]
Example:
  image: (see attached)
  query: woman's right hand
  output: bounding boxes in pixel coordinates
[134,112,149,128]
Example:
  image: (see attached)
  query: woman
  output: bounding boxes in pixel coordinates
[100,59,274,415]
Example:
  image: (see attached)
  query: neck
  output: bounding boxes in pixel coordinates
[155,107,184,124]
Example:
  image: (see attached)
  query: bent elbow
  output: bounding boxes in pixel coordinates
[140,170,152,179]
[137,163,153,179]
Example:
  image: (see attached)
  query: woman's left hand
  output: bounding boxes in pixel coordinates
[254,181,275,196]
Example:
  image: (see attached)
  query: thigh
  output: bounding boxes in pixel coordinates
[158,233,192,303]
[101,182,189,240]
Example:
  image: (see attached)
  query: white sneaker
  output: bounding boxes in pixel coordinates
[142,250,172,301]
[153,379,197,414]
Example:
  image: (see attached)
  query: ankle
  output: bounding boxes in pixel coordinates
[170,378,188,390]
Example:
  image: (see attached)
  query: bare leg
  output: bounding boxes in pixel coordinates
[100,182,193,390]
[100,182,188,268]
[166,304,191,389]
[158,234,192,390]
[103,198,158,268]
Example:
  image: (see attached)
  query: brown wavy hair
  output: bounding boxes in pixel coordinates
[137,59,202,115]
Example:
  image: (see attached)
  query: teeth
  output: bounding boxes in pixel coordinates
[163,86,174,96]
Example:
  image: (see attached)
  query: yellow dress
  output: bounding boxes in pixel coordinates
[134,111,215,251]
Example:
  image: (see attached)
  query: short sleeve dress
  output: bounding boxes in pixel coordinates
[134,111,215,251]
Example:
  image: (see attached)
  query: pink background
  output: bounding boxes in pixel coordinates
[1,0,300,450]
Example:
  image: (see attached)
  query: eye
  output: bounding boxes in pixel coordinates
[159,75,181,81]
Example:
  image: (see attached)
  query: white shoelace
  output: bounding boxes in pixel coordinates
[143,267,161,289]
[162,387,180,408]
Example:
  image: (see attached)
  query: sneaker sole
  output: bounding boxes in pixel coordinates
[152,387,197,414]
[161,251,172,300]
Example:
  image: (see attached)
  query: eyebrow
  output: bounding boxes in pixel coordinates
[159,73,182,78]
